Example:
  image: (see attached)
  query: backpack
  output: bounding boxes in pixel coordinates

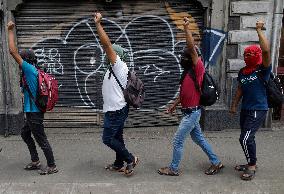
[109,67,145,108]
[257,71,284,108]
[200,71,219,106]
[181,68,219,106]
[23,69,58,112]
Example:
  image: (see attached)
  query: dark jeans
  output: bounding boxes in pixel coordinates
[102,105,134,167]
[21,112,55,167]
[239,110,267,166]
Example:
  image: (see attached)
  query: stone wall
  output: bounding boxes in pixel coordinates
[0,0,24,135]
[224,0,280,130]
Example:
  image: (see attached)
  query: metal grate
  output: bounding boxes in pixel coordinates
[15,0,205,128]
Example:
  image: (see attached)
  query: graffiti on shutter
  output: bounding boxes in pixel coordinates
[16,0,205,128]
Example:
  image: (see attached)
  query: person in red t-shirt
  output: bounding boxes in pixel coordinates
[158,17,223,176]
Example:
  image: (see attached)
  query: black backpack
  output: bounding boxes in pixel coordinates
[257,71,284,108]
[200,71,219,106]
[181,68,219,106]
[109,67,145,109]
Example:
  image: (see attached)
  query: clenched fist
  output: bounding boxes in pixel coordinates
[7,21,15,30]
[94,12,102,24]
[256,20,265,30]
[183,17,190,28]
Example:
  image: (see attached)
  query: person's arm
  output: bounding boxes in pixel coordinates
[183,17,198,66]
[7,21,23,67]
[166,95,180,114]
[230,85,242,114]
[256,20,271,68]
[93,12,117,65]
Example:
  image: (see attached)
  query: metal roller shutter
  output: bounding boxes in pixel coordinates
[15,0,205,129]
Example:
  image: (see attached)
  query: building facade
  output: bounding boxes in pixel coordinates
[0,0,283,134]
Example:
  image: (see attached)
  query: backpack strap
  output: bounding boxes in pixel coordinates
[187,67,201,93]
[256,70,268,87]
[109,67,125,91]
[23,76,36,109]
[22,76,43,112]
[179,70,187,85]
[179,68,201,93]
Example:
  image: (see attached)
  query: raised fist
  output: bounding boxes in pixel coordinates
[256,20,265,30]
[94,12,102,24]
[7,21,15,30]
[183,17,190,28]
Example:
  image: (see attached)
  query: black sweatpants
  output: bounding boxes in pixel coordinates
[21,112,55,167]
[239,110,267,166]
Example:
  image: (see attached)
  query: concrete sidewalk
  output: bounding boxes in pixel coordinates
[0,126,284,194]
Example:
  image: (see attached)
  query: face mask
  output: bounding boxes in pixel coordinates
[242,53,262,75]
[244,56,258,67]
[243,45,262,67]
[180,55,192,70]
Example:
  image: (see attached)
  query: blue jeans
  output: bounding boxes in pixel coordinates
[169,109,220,172]
[102,105,134,167]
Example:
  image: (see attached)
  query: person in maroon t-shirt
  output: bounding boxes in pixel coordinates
[158,17,223,176]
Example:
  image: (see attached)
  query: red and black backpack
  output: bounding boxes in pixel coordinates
[23,68,58,112]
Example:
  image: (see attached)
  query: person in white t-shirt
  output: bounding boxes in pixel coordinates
[94,12,139,177]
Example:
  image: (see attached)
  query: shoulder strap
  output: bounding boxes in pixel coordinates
[187,67,201,93]
[23,77,37,107]
[179,70,187,85]
[23,76,43,112]
[256,70,268,86]
[238,68,242,77]
[109,67,124,91]
[187,67,195,78]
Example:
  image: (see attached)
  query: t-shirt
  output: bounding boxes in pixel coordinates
[22,61,40,112]
[180,58,205,108]
[238,65,272,110]
[102,56,128,112]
